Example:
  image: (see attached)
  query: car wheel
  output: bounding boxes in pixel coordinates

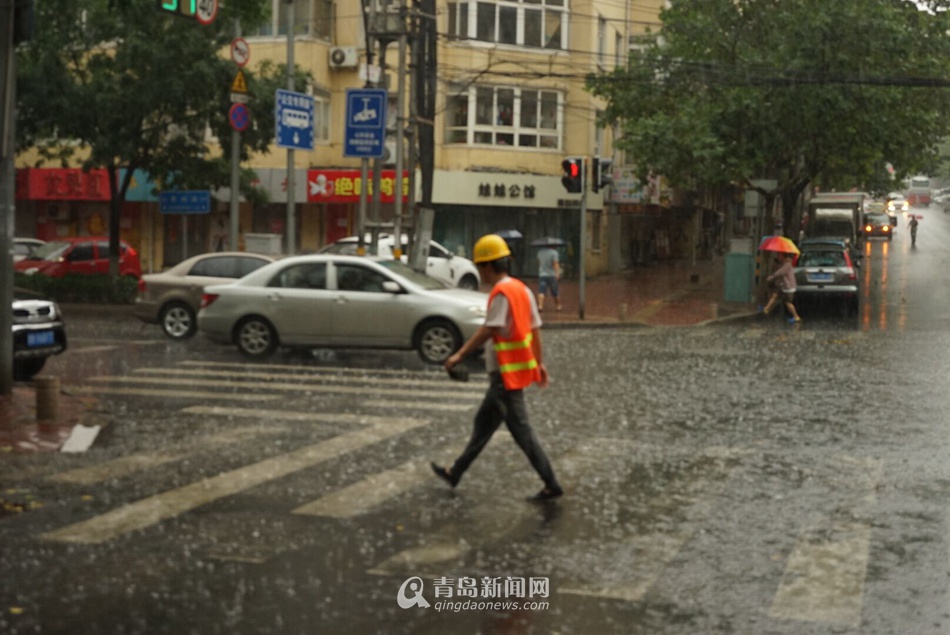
[458,274,479,291]
[160,302,197,339]
[14,358,46,381]
[415,319,461,364]
[235,316,278,358]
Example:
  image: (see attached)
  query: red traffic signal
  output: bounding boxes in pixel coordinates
[561,157,584,193]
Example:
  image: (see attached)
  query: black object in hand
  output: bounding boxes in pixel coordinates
[447,365,469,382]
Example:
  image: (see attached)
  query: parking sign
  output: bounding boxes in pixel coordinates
[344,88,387,158]
[275,89,315,151]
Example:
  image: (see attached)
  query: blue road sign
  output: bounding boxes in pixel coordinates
[159,191,212,215]
[344,88,387,158]
[275,89,314,151]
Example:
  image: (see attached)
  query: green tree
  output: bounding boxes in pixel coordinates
[588,0,950,234]
[15,0,309,276]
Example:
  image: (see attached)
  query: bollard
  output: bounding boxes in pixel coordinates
[619,303,628,322]
[35,376,60,422]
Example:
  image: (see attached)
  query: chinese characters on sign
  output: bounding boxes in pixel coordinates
[477,183,537,200]
[431,576,549,599]
[307,169,409,203]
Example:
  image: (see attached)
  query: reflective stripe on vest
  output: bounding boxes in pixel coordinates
[488,278,542,390]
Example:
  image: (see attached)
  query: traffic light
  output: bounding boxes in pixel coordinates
[561,157,585,193]
[13,0,34,44]
[592,157,613,193]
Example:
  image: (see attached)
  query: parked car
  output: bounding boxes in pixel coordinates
[14,236,142,279]
[862,212,893,240]
[13,238,45,263]
[197,254,488,364]
[318,235,480,290]
[12,288,67,380]
[135,252,277,339]
[793,239,860,316]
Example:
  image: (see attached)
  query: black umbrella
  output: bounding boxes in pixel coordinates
[530,236,567,248]
[494,229,523,240]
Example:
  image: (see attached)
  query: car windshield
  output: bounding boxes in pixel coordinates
[27,241,71,261]
[377,260,449,290]
[866,213,890,225]
[798,250,846,268]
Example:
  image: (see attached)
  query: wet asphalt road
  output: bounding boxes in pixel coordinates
[3,208,950,634]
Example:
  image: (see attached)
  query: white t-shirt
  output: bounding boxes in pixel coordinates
[483,277,543,373]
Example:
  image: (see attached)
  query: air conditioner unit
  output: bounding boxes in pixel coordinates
[383,140,400,166]
[329,46,358,70]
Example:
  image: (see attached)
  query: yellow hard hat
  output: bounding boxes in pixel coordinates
[472,234,512,264]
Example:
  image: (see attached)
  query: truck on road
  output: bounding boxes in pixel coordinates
[804,192,867,250]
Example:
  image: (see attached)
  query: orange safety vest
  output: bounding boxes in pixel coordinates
[488,277,542,390]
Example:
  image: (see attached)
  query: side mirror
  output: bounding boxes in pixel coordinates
[381,280,403,294]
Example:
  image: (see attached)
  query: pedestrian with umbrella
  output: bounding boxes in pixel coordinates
[759,236,803,323]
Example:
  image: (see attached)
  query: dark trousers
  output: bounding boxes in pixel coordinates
[451,372,560,490]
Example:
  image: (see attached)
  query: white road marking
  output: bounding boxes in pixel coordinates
[361,399,477,412]
[181,405,427,427]
[136,366,487,393]
[41,418,428,544]
[87,375,480,401]
[73,386,282,402]
[47,426,282,485]
[769,456,881,626]
[69,345,118,354]
[293,444,462,518]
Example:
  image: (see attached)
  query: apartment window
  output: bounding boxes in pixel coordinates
[448,0,566,50]
[615,32,623,68]
[445,85,561,149]
[250,0,332,39]
[597,17,606,66]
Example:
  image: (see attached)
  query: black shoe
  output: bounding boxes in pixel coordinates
[431,462,459,488]
[528,486,563,502]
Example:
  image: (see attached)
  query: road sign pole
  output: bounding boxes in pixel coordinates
[229,20,242,252]
[285,2,296,256]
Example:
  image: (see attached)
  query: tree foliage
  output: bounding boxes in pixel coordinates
[15,0,308,274]
[587,0,950,232]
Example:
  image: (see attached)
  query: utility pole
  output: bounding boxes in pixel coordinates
[285,0,296,255]
[228,19,242,252]
[0,0,19,395]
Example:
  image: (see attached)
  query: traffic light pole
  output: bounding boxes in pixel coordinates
[0,1,15,395]
[578,164,587,320]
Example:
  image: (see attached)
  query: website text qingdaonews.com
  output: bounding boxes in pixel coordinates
[433,599,550,613]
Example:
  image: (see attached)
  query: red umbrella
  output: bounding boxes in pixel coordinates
[758,235,800,255]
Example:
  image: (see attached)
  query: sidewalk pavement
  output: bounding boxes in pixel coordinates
[0,254,757,452]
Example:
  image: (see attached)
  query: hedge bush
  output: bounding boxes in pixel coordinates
[14,273,138,304]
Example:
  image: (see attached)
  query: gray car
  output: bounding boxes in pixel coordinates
[197,254,488,364]
[793,240,860,316]
[12,289,67,380]
[135,252,276,339]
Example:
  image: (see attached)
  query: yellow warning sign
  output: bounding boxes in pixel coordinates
[230,70,248,94]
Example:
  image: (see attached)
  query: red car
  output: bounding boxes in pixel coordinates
[14,236,142,278]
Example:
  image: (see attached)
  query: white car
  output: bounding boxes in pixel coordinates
[13,238,45,263]
[319,234,480,290]
[198,255,487,364]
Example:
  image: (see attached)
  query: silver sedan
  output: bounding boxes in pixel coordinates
[197,254,488,364]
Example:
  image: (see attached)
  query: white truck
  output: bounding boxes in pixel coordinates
[804,192,868,250]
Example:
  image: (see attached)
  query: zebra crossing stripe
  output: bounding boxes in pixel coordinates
[73,386,282,402]
[86,375,480,401]
[46,426,284,486]
[134,366,487,393]
[769,455,881,626]
[361,400,477,412]
[40,418,428,545]
[292,444,463,519]
[180,405,427,428]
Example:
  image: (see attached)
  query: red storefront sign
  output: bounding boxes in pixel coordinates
[307,169,408,203]
[16,168,112,201]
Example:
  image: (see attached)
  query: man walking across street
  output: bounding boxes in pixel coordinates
[536,246,562,312]
[432,234,564,502]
